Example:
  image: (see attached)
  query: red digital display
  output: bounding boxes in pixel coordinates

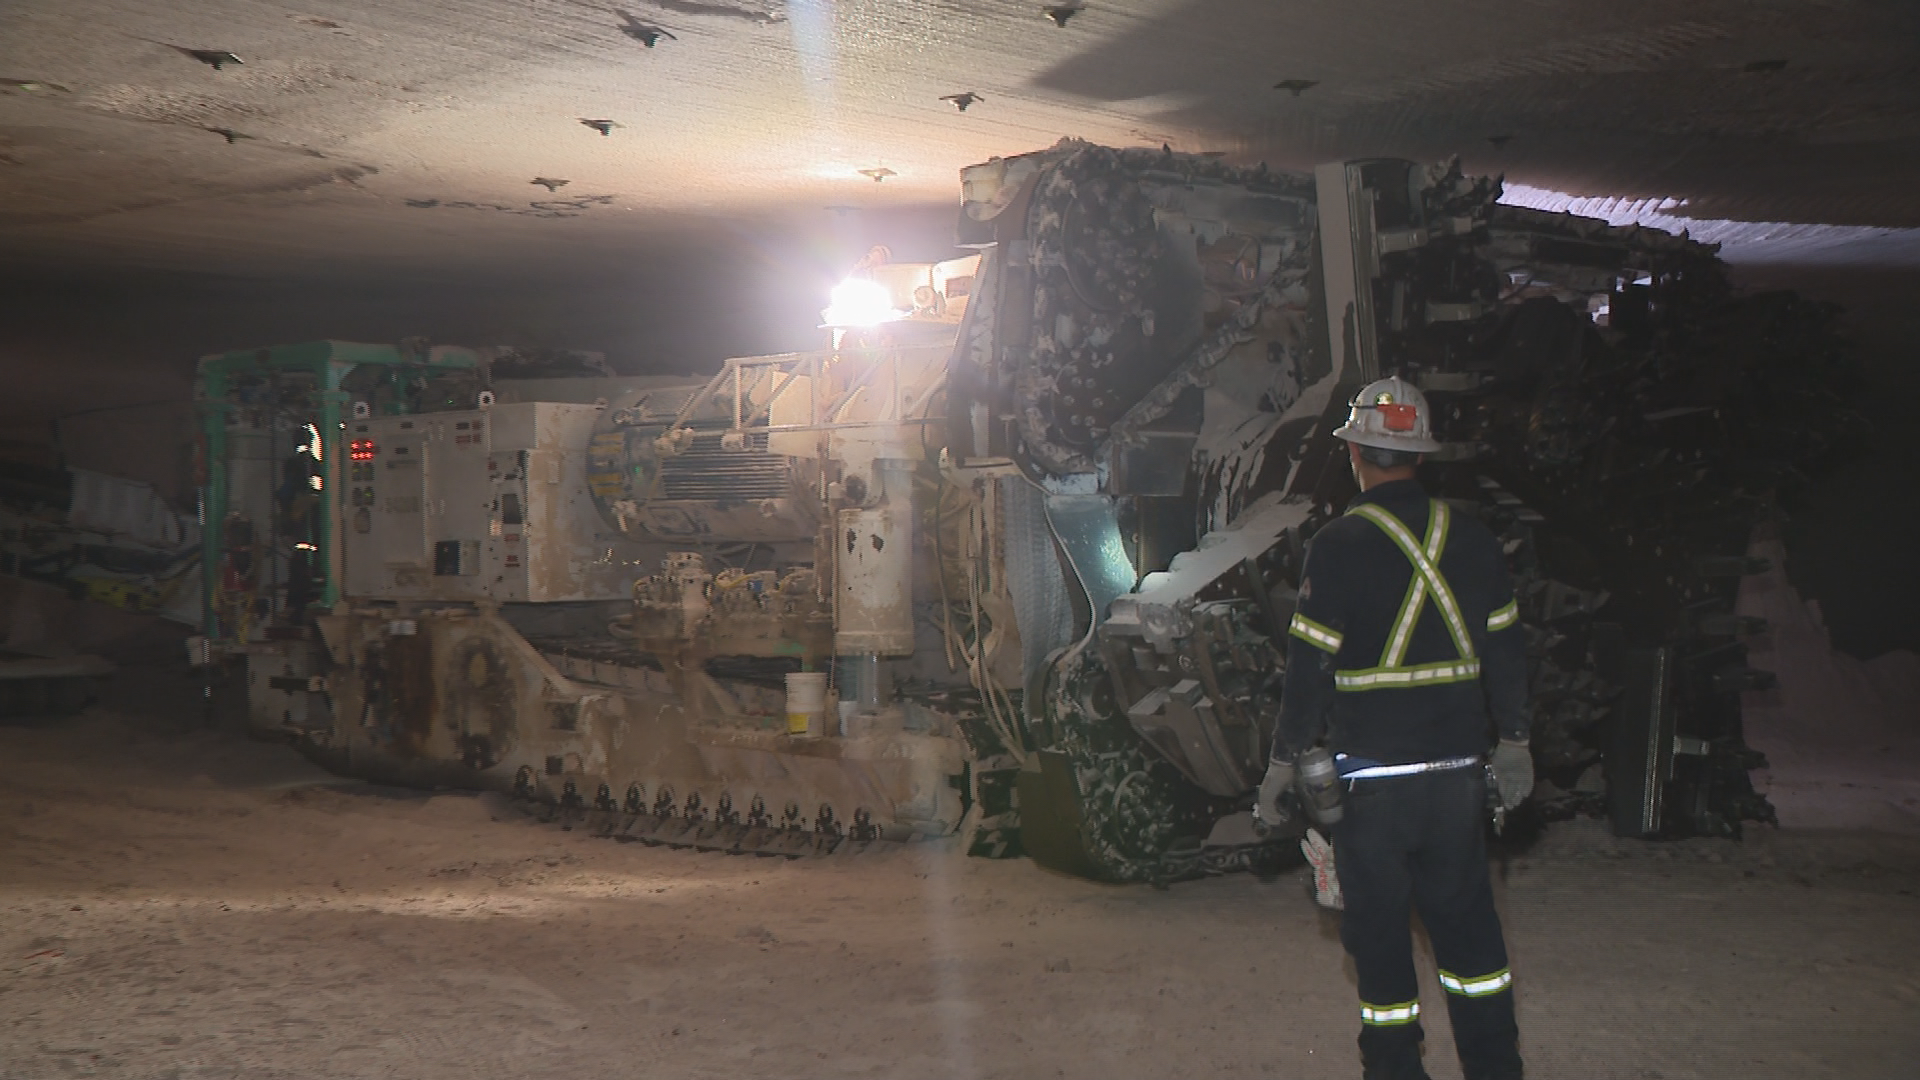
[349,439,377,461]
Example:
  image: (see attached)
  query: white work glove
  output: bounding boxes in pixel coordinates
[1490,739,1534,811]
[1301,828,1343,910]
[1254,758,1295,827]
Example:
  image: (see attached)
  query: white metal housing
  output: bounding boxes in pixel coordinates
[343,403,638,602]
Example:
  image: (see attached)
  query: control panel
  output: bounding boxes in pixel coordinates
[342,403,640,602]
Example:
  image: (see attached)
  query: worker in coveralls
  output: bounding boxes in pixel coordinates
[1257,376,1534,1080]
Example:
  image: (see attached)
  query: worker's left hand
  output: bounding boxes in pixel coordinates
[1255,758,1295,826]
[1490,739,1534,810]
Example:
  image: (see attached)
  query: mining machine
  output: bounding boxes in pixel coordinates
[197,142,1851,881]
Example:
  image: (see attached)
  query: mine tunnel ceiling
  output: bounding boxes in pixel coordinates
[1,0,1917,278]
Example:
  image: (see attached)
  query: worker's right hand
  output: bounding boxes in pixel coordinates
[1254,758,1295,826]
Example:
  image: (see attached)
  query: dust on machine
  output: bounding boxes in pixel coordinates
[194,141,1787,881]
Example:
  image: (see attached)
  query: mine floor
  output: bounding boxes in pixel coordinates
[4,680,1918,1079]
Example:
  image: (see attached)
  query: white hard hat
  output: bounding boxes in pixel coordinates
[1332,376,1443,453]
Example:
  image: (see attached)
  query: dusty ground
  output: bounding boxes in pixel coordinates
[4,675,1920,1080]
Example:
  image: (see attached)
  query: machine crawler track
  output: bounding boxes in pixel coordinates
[503,776,1296,880]
[504,772,903,861]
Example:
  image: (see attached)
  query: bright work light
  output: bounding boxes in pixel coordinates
[821,277,900,328]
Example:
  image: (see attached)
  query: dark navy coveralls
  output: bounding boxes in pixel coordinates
[1275,477,1530,1080]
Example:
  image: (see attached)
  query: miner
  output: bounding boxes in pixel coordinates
[1257,376,1534,1080]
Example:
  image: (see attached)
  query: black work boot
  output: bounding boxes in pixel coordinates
[1358,1021,1433,1080]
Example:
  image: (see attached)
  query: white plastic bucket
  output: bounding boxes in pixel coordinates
[785,672,829,736]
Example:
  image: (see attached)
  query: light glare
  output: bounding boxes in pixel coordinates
[822,277,901,328]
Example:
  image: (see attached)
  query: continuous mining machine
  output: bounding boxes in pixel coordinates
[196,141,1853,881]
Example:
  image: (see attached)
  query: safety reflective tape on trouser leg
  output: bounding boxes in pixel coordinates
[1438,967,1512,997]
[1359,1000,1422,1025]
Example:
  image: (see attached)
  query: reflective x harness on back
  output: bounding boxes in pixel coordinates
[1287,499,1519,782]
[1340,499,1477,690]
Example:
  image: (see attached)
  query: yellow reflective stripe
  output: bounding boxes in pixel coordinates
[1382,501,1449,665]
[1353,502,1428,665]
[1349,503,1475,661]
[1288,613,1344,653]
[1421,503,1473,657]
[1438,967,1512,997]
[1334,659,1483,691]
[1360,1000,1422,1025]
[1487,599,1519,631]
[1383,562,1426,668]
